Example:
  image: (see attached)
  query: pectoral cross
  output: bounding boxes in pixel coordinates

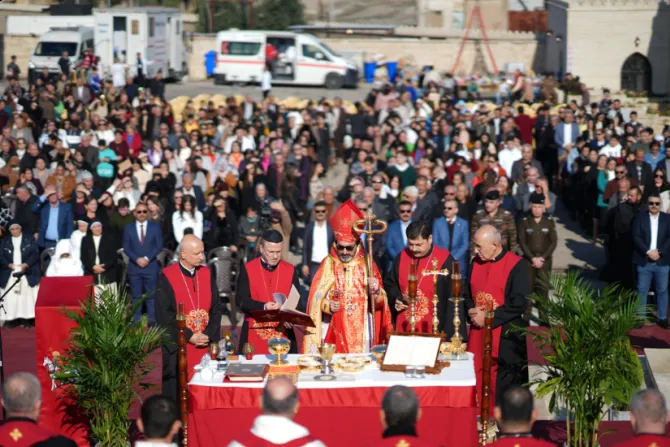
[422,258,450,334]
[344,299,357,317]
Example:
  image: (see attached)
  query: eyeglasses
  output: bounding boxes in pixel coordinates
[445,207,455,211]
[445,192,455,196]
[649,202,661,206]
[314,209,327,214]
[336,244,357,251]
[371,180,382,184]
[615,170,625,174]
[135,210,148,214]
[399,209,412,214]
[359,208,368,212]
[655,174,665,178]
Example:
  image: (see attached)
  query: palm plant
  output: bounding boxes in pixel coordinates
[523,271,644,447]
[55,286,165,447]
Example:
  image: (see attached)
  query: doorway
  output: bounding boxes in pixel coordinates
[621,52,651,93]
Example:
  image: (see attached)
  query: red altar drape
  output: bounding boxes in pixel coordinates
[35,276,94,447]
[188,385,478,446]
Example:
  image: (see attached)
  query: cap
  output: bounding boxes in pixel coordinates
[530,192,546,205]
[329,199,365,244]
[484,190,501,201]
[262,229,283,243]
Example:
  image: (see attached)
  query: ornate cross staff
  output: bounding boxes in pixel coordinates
[353,209,388,345]
[422,258,450,334]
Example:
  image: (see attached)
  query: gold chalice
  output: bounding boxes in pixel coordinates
[320,343,336,374]
[268,337,291,365]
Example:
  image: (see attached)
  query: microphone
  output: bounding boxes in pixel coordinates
[12,271,26,278]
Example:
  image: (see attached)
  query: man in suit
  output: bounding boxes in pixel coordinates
[433,198,469,278]
[385,200,413,272]
[81,221,118,286]
[72,78,91,106]
[554,110,579,160]
[413,176,440,222]
[302,201,335,283]
[510,144,544,185]
[32,184,74,250]
[123,202,163,324]
[178,174,205,211]
[514,167,540,215]
[633,193,670,328]
[627,148,653,195]
[266,153,285,200]
[13,186,39,238]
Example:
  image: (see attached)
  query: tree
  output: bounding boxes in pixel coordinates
[255,0,305,30]
[196,0,246,33]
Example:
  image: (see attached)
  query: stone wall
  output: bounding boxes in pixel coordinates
[3,35,40,78]
[186,33,541,81]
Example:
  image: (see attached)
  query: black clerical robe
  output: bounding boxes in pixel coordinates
[384,246,467,340]
[236,257,303,354]
[464,248,530,411]
[155,262,222,404]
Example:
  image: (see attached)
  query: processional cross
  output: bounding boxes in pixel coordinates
[421,258,450,334]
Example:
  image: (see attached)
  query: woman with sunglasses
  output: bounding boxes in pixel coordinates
[650,167,670,212]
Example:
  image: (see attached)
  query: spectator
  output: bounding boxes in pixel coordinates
[81,221,117,288]
[32,184,74,250]
[302,201,334,281]
[6,55,20,81]
[433,198,469,278]
[626,148,653,194]
[385,200,413,272]
[375,385,439,446]
[172,194,203,241]
[0,372,77,446]
[228,377,325,447]
[413,176,440,222]
[46,239,84,277]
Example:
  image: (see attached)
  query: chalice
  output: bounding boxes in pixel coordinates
[319,343,336,375]
[268,337,291,365]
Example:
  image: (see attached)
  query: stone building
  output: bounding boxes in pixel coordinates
[547,0,670,95]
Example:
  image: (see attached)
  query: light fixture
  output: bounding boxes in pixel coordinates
[556,35,563,42]
[546,30,553,37]
[346,29,353,34]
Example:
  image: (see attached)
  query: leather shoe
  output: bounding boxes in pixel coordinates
[658,319,669,330]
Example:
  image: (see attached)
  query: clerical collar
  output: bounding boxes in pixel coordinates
[382,424,418,439]
[260,257,278,272]
[498,432,534,439]
[179,261,197,277]
[490,247,507,263]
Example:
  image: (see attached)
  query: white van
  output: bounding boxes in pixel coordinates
[28,27,95,82]
[213,30,358,89]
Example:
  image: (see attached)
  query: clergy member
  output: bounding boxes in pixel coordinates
[466,225,530,414]
[236,229,302,354]
[489,387,554,447]
[155,234,222,403]
[613,389,670,447]
[384,220,466,337]
[303,199,393,354]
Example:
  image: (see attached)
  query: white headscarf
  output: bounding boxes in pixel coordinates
[46,239,84,277]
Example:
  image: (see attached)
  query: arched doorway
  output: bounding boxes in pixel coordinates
[621,52,652,93]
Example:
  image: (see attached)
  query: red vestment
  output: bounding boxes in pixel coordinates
[467,251,522,414]
[396,246,451,333]
[163,263,213,381]
[614,434,670,447]
[244,258,295,354]
[0,418,74,446]
[371,435,443,447]
[490,436,556,447]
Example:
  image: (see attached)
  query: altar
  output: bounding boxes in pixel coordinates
[187,353,478,447]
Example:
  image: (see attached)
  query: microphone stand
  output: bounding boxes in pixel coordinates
[0,275,23,420]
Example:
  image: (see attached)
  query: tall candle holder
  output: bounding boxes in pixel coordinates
[408,262,418,332]
[446,262,468,360]
[422,259,450,334]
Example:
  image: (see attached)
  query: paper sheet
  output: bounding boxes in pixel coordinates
[280,285,301,311]
[382,335,441,368]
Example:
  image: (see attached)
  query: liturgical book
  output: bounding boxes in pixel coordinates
[382,334,442,368]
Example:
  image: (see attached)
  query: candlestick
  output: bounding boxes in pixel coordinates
[446,262,467,360]
[422,259,450,334]
[408,262,418,333]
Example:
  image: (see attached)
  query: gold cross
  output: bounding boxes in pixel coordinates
[9,428,22,441]
[422,258,450,279]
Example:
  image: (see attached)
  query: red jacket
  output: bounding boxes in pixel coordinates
[122,131,143,157]
[514,114,536,145]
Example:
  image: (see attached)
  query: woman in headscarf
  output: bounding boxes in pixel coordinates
[0,222,40,328]
[46,239,84,277]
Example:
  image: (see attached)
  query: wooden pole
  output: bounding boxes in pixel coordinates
[480,310,495,445]
[177,302,189,446]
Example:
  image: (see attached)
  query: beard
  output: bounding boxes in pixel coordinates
[338,253,354,263]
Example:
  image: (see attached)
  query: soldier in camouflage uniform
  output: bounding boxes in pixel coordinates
[470,190,518,254]
[518,192,557,323]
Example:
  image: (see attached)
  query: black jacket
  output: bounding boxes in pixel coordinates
[81,233,118,284]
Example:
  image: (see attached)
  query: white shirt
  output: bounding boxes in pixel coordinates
[93,234,101,265]
[563,124,572,148]
[261,70,272,91]
[649,213,660,252]
[400,220,411,247]
[136,221,148,244]
[172,210,204,242]
[498,147,522,177]
[311,222,329,263]
[599,144,622,159]
[228,415,325,447]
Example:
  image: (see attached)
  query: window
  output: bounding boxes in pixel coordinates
[301,44,329,61]
[131,20,139,35]
[34,42,77,57]
[149,17,155,38]
[220,41,262,56]
[86,39,94,51]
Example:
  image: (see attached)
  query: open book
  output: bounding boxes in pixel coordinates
[382,335,442,368]
[250,286,315,328]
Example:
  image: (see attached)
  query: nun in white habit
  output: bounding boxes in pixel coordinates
[0,222,41,327]
[46,239,84,277]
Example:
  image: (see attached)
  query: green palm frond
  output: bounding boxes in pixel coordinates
[56,285,165,447]
[520,271,643,447]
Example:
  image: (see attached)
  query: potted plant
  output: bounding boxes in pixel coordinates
[524,271,643,447]
[55,286,165,447]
